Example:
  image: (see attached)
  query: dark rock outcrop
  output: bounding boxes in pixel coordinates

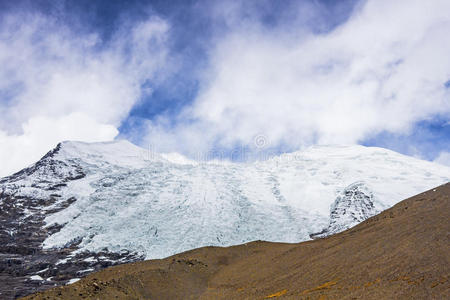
[310,181,379,239]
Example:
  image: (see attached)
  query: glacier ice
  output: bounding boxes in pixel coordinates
[1,140,449,260]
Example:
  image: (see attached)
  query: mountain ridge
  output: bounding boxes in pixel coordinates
[1,140,449,298]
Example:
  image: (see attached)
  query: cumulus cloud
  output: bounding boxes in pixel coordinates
[143,0,450,157]
[0,11,169,176]
[434,152,450,167]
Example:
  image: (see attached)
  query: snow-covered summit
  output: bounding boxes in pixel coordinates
[57,140,160,167]
[1,140,449,261]
[55,140,199,167]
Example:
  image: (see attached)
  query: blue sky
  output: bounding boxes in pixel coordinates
[0,0,449,176]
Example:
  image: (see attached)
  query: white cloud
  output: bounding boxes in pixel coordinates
[1,1,449,176]
[434,151,450,167]
[0,12,170,176]
[144,0,450,156]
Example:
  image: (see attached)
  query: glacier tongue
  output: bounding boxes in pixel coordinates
[2,141,450,261]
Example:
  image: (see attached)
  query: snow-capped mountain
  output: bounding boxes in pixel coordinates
[1,140,449,296]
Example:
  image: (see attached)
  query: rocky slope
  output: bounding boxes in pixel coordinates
[310,181,378,238]
[1,140,449,298]
[0,142,141,299]
[23,183,450,300]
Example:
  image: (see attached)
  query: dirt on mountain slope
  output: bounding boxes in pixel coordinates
[23,183,449,300]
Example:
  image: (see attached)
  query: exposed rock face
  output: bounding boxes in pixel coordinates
[310,182,380,239]
[0,144,142,299]
[4,143,82,180]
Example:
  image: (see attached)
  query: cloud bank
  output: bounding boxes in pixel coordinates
[0,0,449,176]
[143,0,450,158]
[0,11,169,176]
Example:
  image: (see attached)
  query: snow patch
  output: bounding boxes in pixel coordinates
[29,275,44,281]
[66,278,80,285]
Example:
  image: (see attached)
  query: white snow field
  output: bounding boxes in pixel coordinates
[3,140,450,259]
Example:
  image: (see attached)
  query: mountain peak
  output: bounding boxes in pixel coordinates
[1,140,449,297]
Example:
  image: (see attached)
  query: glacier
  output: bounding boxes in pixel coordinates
[1,140,450,261]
